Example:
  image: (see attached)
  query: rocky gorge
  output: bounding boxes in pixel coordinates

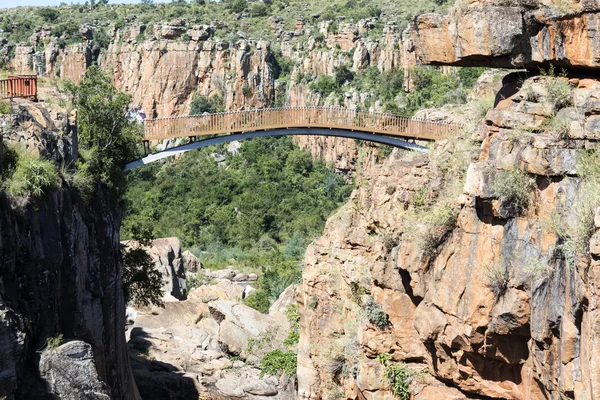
[3,0,600,399]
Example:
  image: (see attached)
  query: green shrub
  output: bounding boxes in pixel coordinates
[493,169,534,214]
[283,304,300,347]
[418,203,457,257]
[549,149,600,269]
[377,354,411,400]
[309,74,339,97]
[540,66,572,109]
[46,334,64,350]
[190,94,224,115]
[545,114,571,139]
[244,289,271,314]
[484,261,509,298]
[546,79,572,109]
[5,146,58,198]
[259,349,297,376]
[0,100,10,114]
[334,65,354,87]
[365,297,388,330]
[250,2,269,17]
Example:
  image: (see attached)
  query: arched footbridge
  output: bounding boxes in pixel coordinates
[124,107,462,171]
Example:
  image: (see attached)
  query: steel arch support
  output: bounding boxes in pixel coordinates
[124,128,429,171]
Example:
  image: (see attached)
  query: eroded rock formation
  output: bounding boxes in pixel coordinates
[409,0,600,70]
[0,101,139,399]
[296,73,600,399]
[127,279,297,399]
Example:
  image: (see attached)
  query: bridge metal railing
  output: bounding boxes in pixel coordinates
[143,107,462,142]
[0,75,38,100]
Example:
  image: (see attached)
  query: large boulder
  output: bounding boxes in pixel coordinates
[122,237,187,301]
[39,341,111,400]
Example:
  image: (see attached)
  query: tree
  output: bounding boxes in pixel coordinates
[66,67,142,195]
[334,65,354,87]
[122,231,164,308]
[140,0,154,4]
[225,0,248,13]
[250,2,268,17]
[190,94,223,115]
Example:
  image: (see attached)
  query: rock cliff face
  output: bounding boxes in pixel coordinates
[7,18,411,173]
[102,38,275,118]
[409,0,600,70]
[0,101,139,399]
[296,73,600,399]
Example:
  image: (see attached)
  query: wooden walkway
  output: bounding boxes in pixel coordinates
[0,75,38,100]
[143,107,462,142]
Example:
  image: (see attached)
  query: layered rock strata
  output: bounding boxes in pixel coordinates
[410,1,600,70]
[296,73,600,399]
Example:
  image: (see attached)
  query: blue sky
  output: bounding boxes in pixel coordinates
[1,0,169,8]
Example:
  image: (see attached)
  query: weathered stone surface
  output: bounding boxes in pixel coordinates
[39,341,111,400]
[297,74,600,399]
[122,237,187,301]
[0,102,138,399]
[182,250,202,272]
[128,280,296,399]
[410,3,600,70]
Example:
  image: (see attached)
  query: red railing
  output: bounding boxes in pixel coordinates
[144,107,462,141]
[0,75,38,100]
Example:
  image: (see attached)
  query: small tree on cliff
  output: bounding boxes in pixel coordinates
[66,66,142,197]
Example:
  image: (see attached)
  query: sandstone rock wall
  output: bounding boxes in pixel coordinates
[409,1,600,70]
[296,73,600,399]
[12,44,90,82]
[0,102,139,399]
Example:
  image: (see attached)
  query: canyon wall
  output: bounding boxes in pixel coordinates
[7,18,411,173]
[0,102,139,399]
[295,72,600,399]
[410,0,600,70]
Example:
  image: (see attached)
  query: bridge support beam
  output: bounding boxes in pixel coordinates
[125,128,429,172]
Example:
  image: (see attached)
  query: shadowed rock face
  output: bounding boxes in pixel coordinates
[0,102,139,399]
[409,2,600,70]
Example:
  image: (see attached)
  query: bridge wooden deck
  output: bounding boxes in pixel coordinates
[143,107,462,142]
[0,75,38,101]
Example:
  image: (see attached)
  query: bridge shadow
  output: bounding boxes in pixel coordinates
[128,327,200,400]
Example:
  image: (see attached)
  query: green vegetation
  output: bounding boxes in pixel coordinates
[45,334,64,350]
[122,234,165,308]
[493,169,535,215]
[0,0,454,48]
[377,354,411,400]
[548,150,600,269]
[65,66,143,197]
[0,100,10,115]
[484,261,509,298]
[417,203,458,257]
[364,297,389,330]
[283,304,300,347]
[123,136,352,310]
[259,349,297,377]
[2,145,58,199]
[541,66,572,109]
[190,94,224,115]
[305,65,485,115]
